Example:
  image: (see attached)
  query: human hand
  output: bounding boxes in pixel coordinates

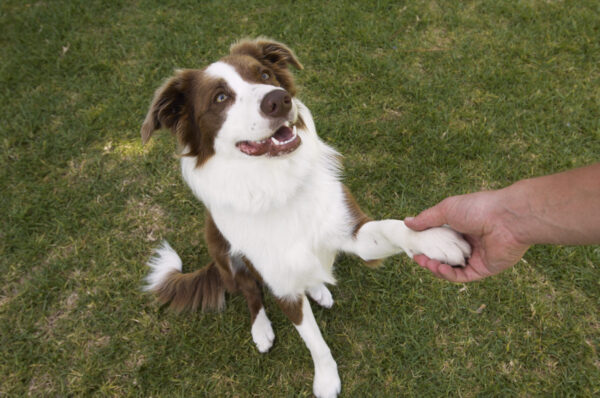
[405,191,530,282]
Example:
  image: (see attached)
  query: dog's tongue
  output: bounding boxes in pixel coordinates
[237,140,270,156]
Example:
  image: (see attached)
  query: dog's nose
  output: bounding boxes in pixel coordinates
[261,90,292,118]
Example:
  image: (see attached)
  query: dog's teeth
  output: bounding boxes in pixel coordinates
[272,137,291,146]
[268,126,298,146]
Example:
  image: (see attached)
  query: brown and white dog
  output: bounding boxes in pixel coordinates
[141,38,470,398]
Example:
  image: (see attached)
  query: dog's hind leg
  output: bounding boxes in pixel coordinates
[231,257,275,353]
[206,214,275,353]
[250,305,275,353]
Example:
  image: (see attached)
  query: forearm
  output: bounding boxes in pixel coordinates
[499,163,600,246]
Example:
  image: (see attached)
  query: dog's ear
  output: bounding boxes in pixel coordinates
[141,70,190,145]
[230,38,303,71]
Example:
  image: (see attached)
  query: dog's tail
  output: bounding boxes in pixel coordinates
[143,241,225,312]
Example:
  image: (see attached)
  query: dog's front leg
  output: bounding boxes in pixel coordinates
[277,295,341,398]
[344,219,471,266]
[307,283,334,308]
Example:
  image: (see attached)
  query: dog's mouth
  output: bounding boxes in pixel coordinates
[236,123,301,157]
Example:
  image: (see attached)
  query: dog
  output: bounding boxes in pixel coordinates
[141,38,471,398]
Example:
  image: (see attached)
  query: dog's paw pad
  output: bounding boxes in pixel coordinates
[251,308,275,353]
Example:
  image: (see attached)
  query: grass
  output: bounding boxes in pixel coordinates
[1,0,599,396]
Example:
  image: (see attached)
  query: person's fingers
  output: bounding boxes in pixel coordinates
[405,201,449,232]
[413,255,459,281]
[426,259,466,282]
[413,254,489,283]
[434,262,483,283]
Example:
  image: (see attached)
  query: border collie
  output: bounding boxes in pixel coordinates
[141,38,470,398]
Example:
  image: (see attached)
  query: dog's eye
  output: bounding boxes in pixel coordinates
[215,93,228,103]
[261,71,270,80]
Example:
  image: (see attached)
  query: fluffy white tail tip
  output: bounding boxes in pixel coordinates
[144,241,182,291]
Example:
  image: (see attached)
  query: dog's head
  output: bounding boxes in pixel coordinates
[141,38,304,166]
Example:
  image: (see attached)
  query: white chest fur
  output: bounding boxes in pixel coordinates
[210,177,348,297]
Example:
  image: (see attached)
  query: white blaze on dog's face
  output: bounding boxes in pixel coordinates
[205,58,301,159]
[140,39,304,167]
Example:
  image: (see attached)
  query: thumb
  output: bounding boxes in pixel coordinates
[404,202,448,231]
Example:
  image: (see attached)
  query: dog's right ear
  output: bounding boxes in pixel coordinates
[141,70,190,145]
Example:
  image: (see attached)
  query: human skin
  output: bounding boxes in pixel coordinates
[405,163,600,282]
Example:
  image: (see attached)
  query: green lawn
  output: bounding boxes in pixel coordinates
[1,0,599,396]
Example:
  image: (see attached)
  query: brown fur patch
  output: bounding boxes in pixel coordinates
[276,296,303,325]
[205,212,236,292]
[241,256,264,284]
[365,258,384,268]
[205,212,265,322]
[153,265,225,312]
[343,185,383,268]
[228,38,302,96]
[294,114,307,131]
[234,270,264,323]
[140,69,233,167]
[343,185,371,236]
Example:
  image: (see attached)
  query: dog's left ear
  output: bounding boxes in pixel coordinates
[230,38,304,71]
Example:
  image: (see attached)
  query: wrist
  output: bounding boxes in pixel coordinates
[494,180,537,246]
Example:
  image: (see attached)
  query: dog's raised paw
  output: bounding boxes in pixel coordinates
[412,226,471,266]
[251,308,275,353]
